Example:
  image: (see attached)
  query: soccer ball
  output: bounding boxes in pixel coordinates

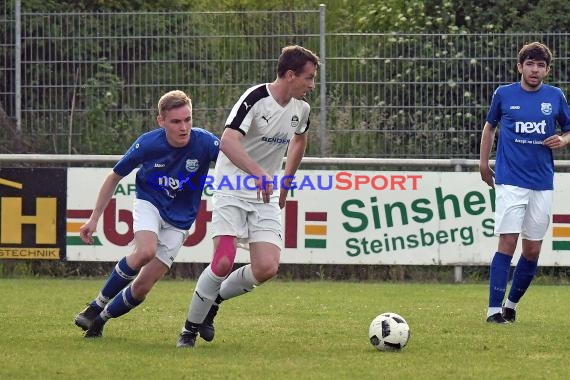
[368,312,410,351]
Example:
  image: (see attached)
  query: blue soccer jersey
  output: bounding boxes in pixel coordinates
[113,128,219,229]
[486,82,570,190]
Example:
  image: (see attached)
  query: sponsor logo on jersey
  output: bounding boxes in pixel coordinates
[261,133,290,145]
[243,101,252,110]
[541,102,552,115]
[510,105,520,110]
[185,159,199,172]
[154,163,165,168]
[515,120,546,134]
[291,115,300,128]
[152,174,193,198]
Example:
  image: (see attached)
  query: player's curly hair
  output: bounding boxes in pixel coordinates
[157,90,192,117]
[518,42,552,66]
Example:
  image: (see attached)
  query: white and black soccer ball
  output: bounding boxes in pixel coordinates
[368,312,410,351]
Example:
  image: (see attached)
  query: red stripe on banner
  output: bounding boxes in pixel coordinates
[285,201,298,249]
[553,214,570,224]
[305,212,327,222]
[67,209,93,218]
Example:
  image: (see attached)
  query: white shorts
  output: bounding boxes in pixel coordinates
[133,199,189,268]
[494,184,553,240]
[211,194,283,249]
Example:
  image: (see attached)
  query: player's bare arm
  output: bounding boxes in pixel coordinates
[279,133,308,208]
[79,171,123,244]
[479,122,496,188]
[220,128,273,202]
[543,131,570,149]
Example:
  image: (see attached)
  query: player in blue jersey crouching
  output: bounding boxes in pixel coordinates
[74,90,219,338]
[480,42,570,324]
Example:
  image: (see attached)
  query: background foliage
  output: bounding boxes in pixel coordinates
[2,0,570,157]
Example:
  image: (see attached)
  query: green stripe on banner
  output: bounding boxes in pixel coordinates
[305,239,326,249]
[66,236,103,246]
[553,241,570,250]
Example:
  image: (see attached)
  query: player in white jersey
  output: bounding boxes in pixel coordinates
[212,83,310,200]
[177,45,320,348]
[480,42,570,323]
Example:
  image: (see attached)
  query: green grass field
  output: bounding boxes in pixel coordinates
[1,278,569,379]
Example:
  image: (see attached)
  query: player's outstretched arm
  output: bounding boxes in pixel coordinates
[220,128,267,177]
[79,171,123,244]
[220,128,273,202]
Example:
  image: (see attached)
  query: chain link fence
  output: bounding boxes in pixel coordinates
[2,1,570,159]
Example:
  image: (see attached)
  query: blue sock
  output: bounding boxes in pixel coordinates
[489,252,512,308]
[91,257,139,309]
[104,286,143,320]
[507,255,538,303]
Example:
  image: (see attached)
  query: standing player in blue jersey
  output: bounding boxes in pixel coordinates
[74,90,219,338]
[480,42,570,324]
[176,45,320,348]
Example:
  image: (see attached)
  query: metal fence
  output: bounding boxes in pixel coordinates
[2,1,570,159]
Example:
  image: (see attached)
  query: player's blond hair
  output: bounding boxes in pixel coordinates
[157,90,192,117]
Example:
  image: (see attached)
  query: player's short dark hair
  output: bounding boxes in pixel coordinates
[518,42,552,66]
[158,90,192,117]
[277,45,320,78]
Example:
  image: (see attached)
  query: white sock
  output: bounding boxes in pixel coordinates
[503,299,518,310]
[487,307,502,318]
[187,265,224,324]
[219,264,258,301]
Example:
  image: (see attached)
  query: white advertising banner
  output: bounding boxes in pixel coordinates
[66,168,570,265]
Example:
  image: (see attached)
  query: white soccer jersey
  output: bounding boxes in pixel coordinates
[213,83,310,201]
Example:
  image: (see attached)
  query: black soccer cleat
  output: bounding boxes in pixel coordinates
[486,312,509,324]
[176,330,198,348]
[74,304,101,331]
[502,306,516,322]
[198,304,219,342]
[84,316,105,338]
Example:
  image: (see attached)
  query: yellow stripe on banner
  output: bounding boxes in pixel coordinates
[553,226,570,237]
[67,222,84,233]
[305,225,327,235]
[0,177,23,189]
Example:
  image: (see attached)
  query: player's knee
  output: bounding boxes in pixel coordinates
[211,256,232,277]
[252,262,279,283]
[523,247,541,260]
[498,234,518,254]
[211,235,237,277]
[129,247,155,268]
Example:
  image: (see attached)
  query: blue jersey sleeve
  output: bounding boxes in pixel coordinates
[557,90,570,132]
[210,134,220,162]
[486,87,502,127]
[113,136,146,176]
